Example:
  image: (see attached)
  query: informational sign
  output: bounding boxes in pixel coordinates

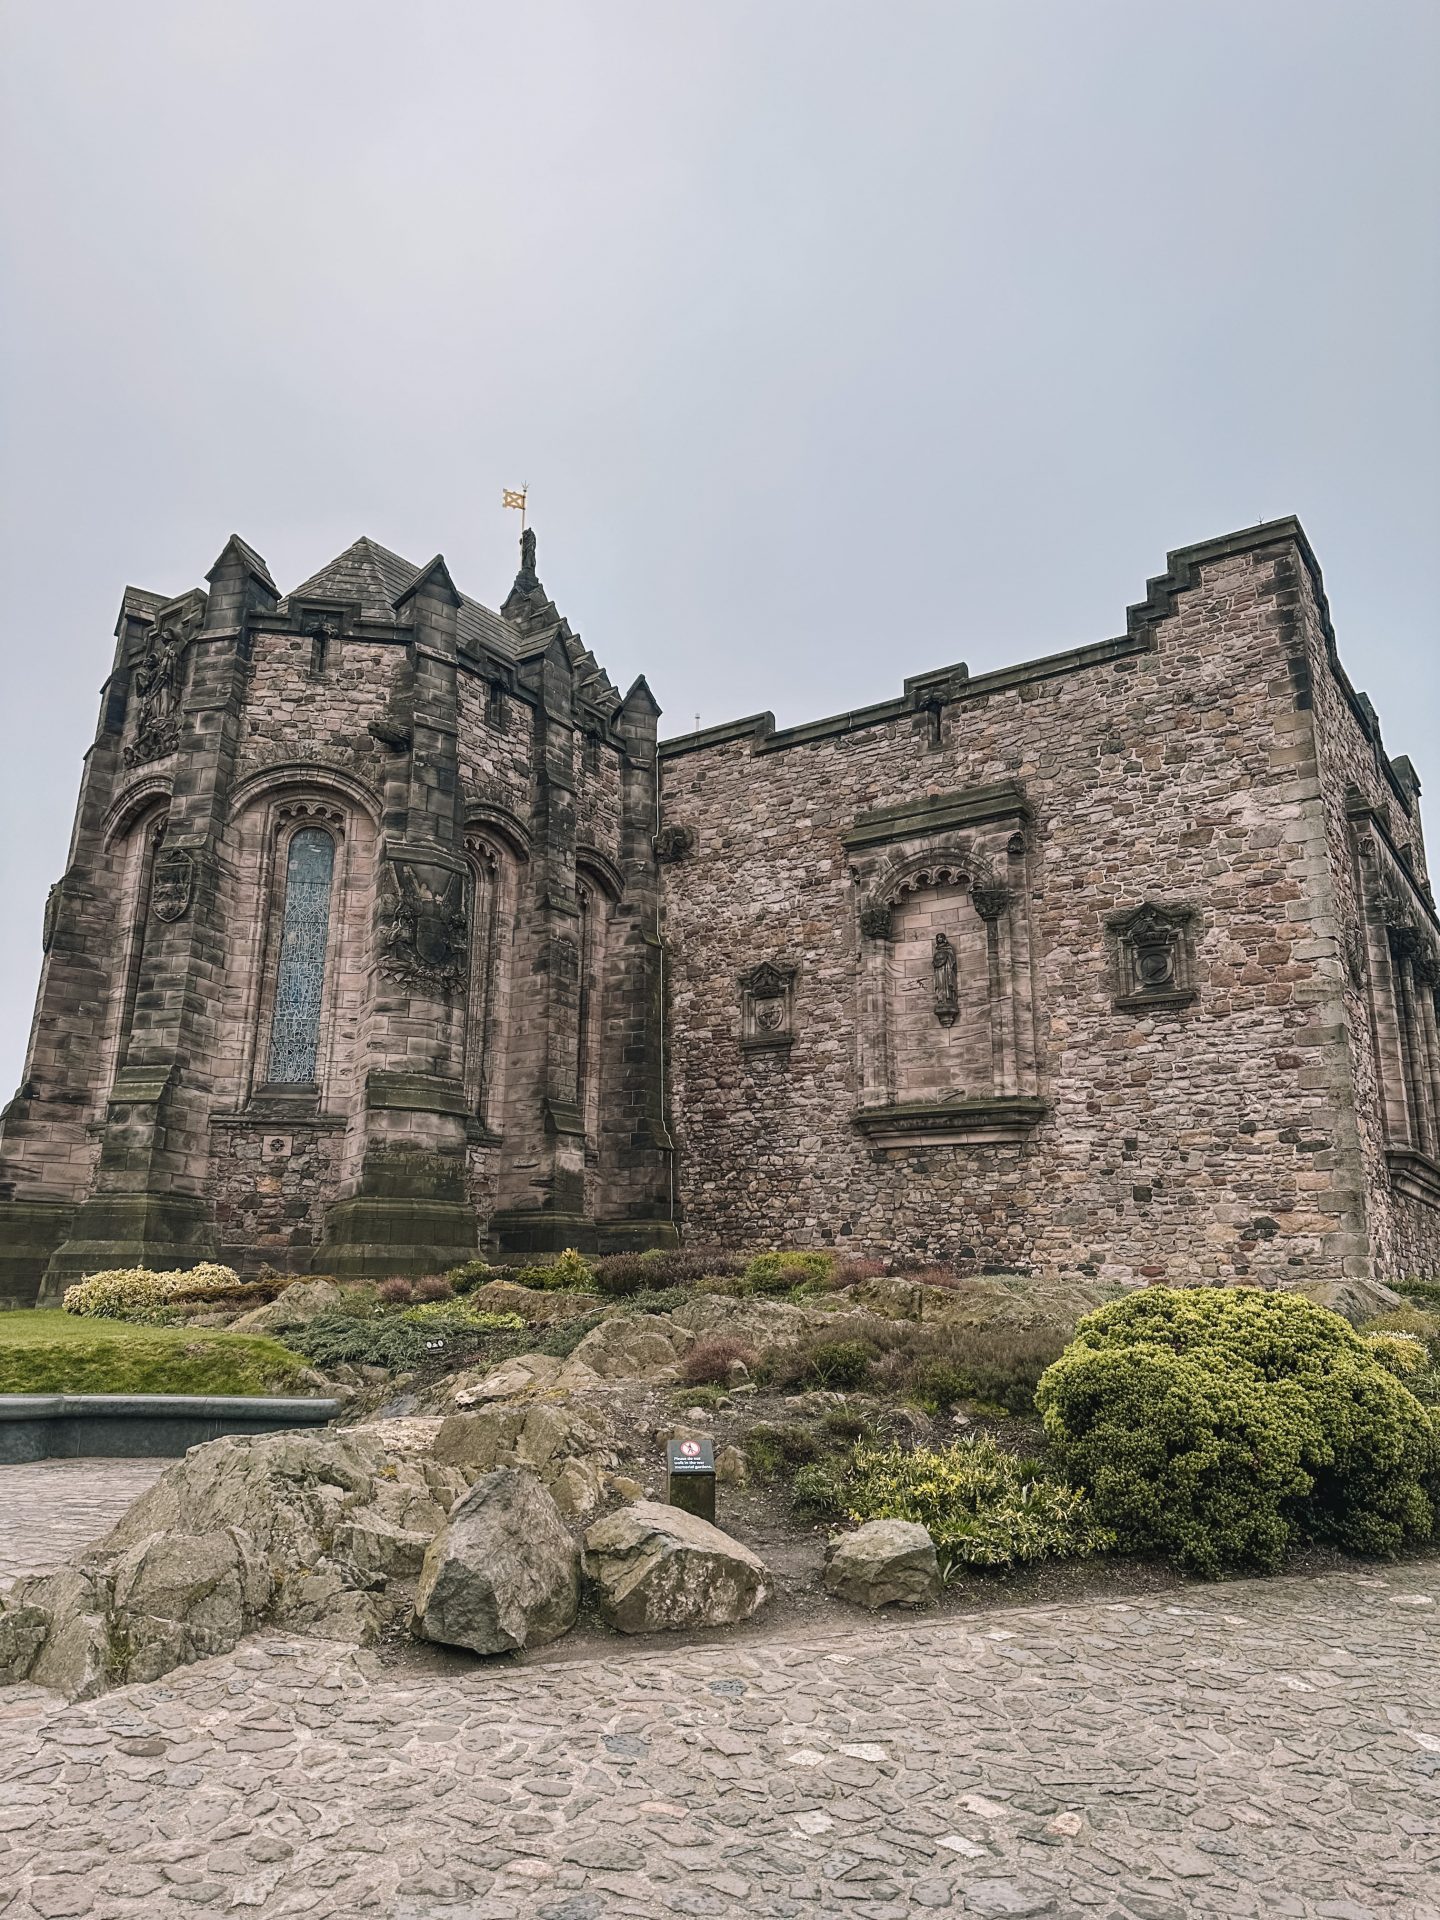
[667,1436,716,1474]
[666,1435,717,1522]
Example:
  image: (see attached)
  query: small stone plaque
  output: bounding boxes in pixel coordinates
[666,1436,717,1523]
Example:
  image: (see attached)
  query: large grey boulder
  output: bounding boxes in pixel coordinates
[413,1468,579,1654]
[824,1520,940,1609]
[582,1500,770,1634]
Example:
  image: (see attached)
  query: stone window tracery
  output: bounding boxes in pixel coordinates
[265,827,336,1085]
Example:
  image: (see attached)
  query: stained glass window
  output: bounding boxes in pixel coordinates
[266,828,335,1084]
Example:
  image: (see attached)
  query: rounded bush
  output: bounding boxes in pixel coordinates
[1036,1286,1439,1576]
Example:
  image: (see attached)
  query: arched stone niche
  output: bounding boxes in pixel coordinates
[847,806,1043,1147]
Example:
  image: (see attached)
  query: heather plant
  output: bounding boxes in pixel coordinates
[837,1435,1113,1578]
[682,1337,759,1387]
[1037,1286,1439,1575]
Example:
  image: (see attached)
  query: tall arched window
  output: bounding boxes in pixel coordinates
[266,827,336,1084]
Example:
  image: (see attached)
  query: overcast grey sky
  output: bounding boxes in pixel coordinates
[2,0,1436,1096]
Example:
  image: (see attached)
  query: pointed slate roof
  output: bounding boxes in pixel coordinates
[284,536,519,658]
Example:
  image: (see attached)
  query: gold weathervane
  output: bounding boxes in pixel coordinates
[502,486,528,528]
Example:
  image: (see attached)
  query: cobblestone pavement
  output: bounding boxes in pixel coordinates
[2,1562,1438,1920]
[0,1461,168,1591]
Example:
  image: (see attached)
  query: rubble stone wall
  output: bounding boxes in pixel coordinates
[658,528,1428,1283]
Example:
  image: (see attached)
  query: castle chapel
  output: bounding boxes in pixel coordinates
[2,518,1437,1306]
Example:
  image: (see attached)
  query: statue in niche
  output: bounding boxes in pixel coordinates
[932,931,959,1028]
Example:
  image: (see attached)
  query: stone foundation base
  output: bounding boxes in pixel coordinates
[488,1210,680,1257]
[39,1194,218,1305]
[315,1195,479,1279]
[0,1201,76,1310]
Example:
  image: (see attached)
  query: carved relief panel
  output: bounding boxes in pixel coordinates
[739,961,796,1052]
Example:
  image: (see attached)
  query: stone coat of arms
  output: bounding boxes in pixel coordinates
[379,860,468,992]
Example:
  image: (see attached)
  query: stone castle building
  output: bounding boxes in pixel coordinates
[1,517,1437,1305]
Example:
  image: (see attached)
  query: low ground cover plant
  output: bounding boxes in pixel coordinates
[828,1434,1112,1577]
[0,1310,307,1395]
[743,1250,836,1296]
[1037,1286,1440,1576]
[288,1303,524,1373]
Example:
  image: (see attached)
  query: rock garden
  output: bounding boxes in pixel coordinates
[3,1247,1438,1701]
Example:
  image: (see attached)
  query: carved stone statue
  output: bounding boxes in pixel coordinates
[125,605,200,768]
[932,931,959,1027]
[520,526,537,577]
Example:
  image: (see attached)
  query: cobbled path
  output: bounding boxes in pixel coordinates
[1,1562,1437,1919]
[0,1461,168,1591]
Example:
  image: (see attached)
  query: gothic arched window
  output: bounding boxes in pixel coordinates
[265,827,336,1084]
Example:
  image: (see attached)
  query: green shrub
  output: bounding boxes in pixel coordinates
[1036,1286,1440,1576]
[822,1408,874,1442]
[837,1435,1112,1578]
[790,1338,874,1390]
[0,1311,306,1396]
[792,1461,847,1517]
[1397,1279,1440,1309]
[743,1251,835,1296]
[535,1309,610,1359]
[744,1421,824,1478]
[673,1384,728,1411]
[516,1248,597,1292]
[446,1259,502,1294]
[63,1263,242,1324]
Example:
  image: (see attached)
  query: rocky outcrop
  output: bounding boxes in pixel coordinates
[413,1469,579,1654]
[1292,1275,1404,1326]
[567,1314,691,1381]
[0,1423,471,1699]
[449,1351,603,1409]
[824,1520,940,1609]
[846,1273,1121,1333]
[466,1280,599,1325]
[582,1500,770,1634]
[227,1278,345,1334]
[434,1394,614,1519]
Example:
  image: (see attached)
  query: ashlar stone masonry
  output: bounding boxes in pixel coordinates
[1,518,1436,1303]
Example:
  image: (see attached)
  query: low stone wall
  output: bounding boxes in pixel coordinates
[0,1394,338,1465]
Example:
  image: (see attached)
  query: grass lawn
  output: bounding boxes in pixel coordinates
[0,1310,309,1396]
